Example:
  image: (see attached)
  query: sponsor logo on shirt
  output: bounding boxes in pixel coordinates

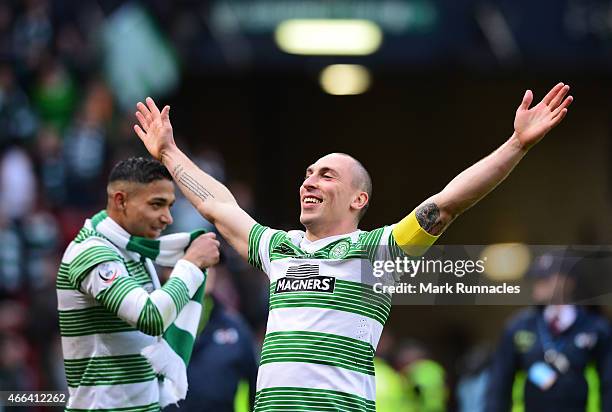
[275,264,336,294]
[97,262,121,284]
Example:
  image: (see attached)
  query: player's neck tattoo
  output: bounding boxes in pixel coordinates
[416,202,444,235]
[171,164,215,202]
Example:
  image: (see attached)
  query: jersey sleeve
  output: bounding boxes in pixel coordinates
[391,210,439,257]
[362,211,440,284]
[247,223,285,277]
[66,238,205,336]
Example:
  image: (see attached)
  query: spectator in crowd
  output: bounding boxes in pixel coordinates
[456,344,493,412]
[485,252,612,412]
[375,330,412,412]
[394,339,447,412]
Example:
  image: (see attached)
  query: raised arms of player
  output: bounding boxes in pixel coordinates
[133,98,255,260]
[404,82,573,237]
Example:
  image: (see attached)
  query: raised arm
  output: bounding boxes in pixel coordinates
[410,82,573,236]
[133,98,256,260]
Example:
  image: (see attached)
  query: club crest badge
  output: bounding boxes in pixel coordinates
[329,240,350,259]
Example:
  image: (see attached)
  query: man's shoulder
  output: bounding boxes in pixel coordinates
[357,225,392,237]
[356,225,395,246]
[62,229,122,263]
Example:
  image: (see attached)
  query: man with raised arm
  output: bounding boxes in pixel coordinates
[134,83,572,411]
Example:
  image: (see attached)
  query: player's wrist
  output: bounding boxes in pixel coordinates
[160,145,180,164]
[171,259,205,295]
[509,132,530,153]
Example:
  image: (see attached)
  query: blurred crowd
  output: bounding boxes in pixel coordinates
[0,0,270,404]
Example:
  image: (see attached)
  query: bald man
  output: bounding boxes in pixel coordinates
[134,83,573,412]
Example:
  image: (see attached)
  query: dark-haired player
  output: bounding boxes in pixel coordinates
[57,157,220,411]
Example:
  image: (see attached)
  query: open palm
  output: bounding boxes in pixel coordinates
[133,97,175,161]
[513,83,573,150]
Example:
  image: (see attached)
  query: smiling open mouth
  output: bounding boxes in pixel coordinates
[303,196,322,204]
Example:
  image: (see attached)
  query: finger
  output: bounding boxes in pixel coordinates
[133,125,147,141]
[203,232,217,239]
[137,102,152,122]
[551,95,573,118]
[542,82,564,105]
[146,97,161,116]
[135,111,149,131]
[161,105,170,120]
[518,90,533,111]
[550,109,568,127]
[548,85,570,110]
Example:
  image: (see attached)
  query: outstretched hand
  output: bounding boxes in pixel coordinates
[513,82,573,150]
[134,97,175,161]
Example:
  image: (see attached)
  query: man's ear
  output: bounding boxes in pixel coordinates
[351,191,369,212]
[112,191,128,212]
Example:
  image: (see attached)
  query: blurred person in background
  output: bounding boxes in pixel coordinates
[165,264,258,412]
[0,64,38,144]
[394,340,447,412]
[485,252,612,412]
[0,301,35,394]
[57,157,220,411]
[134,82,572,411]
[456,344,493,412]
[375,330,412,412]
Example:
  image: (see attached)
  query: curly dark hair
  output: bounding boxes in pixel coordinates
[108,157,172,184]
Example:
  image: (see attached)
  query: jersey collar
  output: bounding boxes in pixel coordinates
[298,230,361,254]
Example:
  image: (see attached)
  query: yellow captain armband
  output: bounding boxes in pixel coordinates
[391,211,440,257]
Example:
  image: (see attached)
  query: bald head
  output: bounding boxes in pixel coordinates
[321,152,372,220]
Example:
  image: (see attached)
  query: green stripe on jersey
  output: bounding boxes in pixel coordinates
[58,259,152,291]
[59,306,136,337]
[57,263,75,290]
[162,277,190,313]
[73,227,103,244]
[123,260,152,286]
[95,277,141,314]
[64,354,156,387]
[359,227,385,263]
[68,246,122,289]
[248,224,267,270]
[269,279,391,325]
[66,402,161,412]
[136,299,164,336]
[254,386,376,412]
[260,331,375,375]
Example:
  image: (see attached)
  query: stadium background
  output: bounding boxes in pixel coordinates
[0,0,611,410]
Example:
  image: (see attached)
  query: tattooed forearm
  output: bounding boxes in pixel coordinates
[415,203,445,235]
[171,164,215,202]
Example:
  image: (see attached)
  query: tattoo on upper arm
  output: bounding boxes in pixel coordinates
[416,203,444,235]
[171,164,215,202]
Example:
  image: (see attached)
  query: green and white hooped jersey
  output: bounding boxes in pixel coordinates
[57,223,203,412]
[249,224,406,412]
